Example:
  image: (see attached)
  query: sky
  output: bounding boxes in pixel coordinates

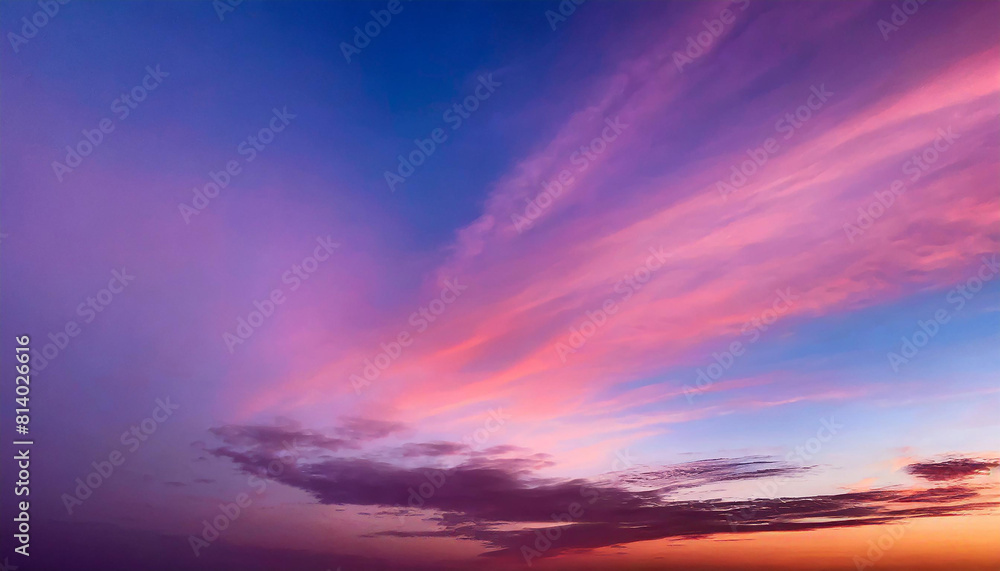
[0,1,998,570]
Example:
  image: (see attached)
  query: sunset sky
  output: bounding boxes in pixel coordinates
[1,1,998,570]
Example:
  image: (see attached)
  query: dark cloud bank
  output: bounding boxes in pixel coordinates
[200,421,999,562]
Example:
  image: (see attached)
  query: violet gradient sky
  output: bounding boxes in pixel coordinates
[1,1,998,570]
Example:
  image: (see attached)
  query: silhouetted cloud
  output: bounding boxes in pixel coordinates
[905,457,999,481]
[399,441,470,458]
[205,422,999,561]
[208,417,405,457]
[337,417,408,441]
[613,456,811,493]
